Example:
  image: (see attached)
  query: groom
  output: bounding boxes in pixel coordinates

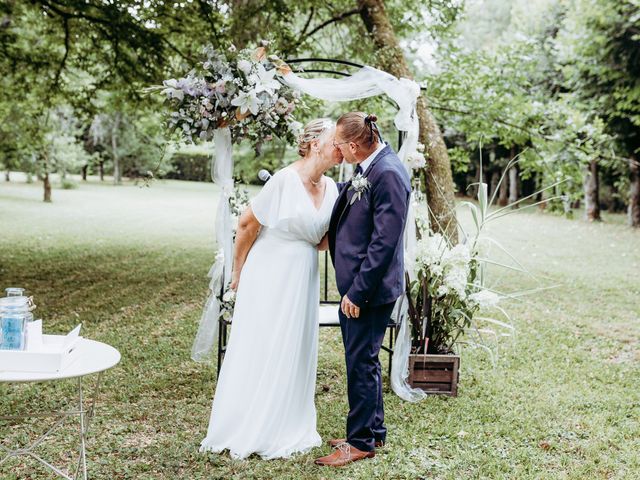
[315,112,411,467]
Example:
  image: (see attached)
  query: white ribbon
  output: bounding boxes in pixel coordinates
[191,128,234,363]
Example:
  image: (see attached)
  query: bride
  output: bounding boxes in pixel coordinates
[200,118,342,459]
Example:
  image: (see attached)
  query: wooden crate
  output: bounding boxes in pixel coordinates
[408,354,460,397]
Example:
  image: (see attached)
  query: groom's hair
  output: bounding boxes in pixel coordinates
[336,112,381,148]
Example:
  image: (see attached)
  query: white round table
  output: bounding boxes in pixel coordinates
[0,339,121,480]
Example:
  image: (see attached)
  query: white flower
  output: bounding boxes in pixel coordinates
[248,63,281,95]
[437,285,449,297]
[415,233,447,269]
[288,120,303,135]
[442,243,471,269]
[434,244,471,299]
[352,174,369,191]
[349,174,371,204]
[469,290,500,309]
[443,265,468,299]
[407,151,426,170]
[416,142,426,153]
[274,97,289,114]
[222,290,236,303]
[431,264,443,276]
[237,59,252,75]
[162,79,185,101]
[231,89,261,115]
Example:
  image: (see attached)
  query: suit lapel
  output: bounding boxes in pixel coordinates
[331,181,350,220]
[334,145,391,225]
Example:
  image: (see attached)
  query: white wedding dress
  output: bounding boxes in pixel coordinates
[200,166,339,460]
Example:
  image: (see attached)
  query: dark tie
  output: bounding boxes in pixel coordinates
[354,165,363,176]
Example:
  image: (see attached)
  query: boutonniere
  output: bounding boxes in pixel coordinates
[348,173,371,205]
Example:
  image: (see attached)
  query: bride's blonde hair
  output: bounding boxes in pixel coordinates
[297,118,334,157]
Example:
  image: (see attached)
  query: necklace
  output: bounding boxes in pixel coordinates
[310,176,322,186]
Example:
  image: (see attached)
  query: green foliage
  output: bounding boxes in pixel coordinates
[88,92,172,180]
[45,106,90,176]
[1,0,637,216]
[555,0,640,154]
[59,178,78,189]
[421,0,634,212]
[166,146,212,183]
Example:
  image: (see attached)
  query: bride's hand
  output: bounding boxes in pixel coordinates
[230,271,240,291]
[317,234,329,251]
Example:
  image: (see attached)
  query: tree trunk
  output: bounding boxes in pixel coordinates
[498,166,509,206]
[534,174,543,202]
[488,147,496,193]
[112,113,121,185]
[490,171,500,200]
[584,159,601,221]
[629,153,640,227]
[358,0,458,242]
[43,173,51,202]
[508,166,519,208]
[43,156,52,203]
[99,160,104,181]
[508,147,519,208]
[468,164,480,199]
[81,164,88,181]
[4,170,9,182]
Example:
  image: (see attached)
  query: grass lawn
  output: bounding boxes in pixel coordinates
[0,176,638,479]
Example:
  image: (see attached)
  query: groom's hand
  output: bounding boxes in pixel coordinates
[341,295,360,319]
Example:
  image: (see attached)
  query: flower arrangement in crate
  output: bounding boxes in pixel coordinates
[408,216,504,357]
[405,153,565,384]
[146,41,304,151]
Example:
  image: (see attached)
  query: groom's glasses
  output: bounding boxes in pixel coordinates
[333,140,350,148]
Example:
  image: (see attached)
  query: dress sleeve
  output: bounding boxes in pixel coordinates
[250,169,297,230]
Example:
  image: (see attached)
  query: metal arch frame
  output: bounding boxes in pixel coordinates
[217,57,418,380]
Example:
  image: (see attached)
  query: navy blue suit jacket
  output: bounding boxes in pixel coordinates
[328,145,411,307]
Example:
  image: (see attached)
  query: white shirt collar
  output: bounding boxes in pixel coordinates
[358,142,386,175]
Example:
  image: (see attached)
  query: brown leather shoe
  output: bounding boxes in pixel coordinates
[328,438,384,449]
[314,442,375,467]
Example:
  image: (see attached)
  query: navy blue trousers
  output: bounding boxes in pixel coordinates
[338,301,395,452]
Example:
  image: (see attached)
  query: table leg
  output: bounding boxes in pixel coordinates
[72,372,103,480]
[0,372,105,480]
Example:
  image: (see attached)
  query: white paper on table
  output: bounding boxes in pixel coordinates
[63,324,82,349]
[26,320,43,351]
[26,323,82,353]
